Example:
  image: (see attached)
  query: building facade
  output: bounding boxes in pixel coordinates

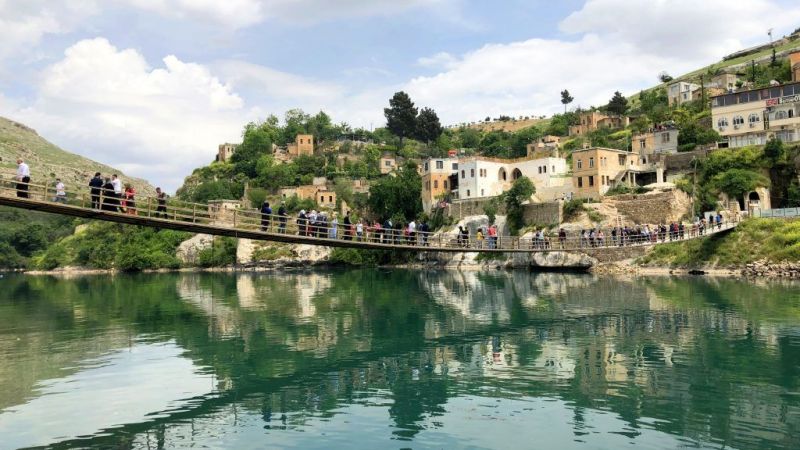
[631,128,679,161]
[217,143,239,162]
[791,50,800,82]
[287,134,314,156]
[571,147,659,200]
[568,111,628,137]
[379,154,397,175]
[711,81,800,148]
[668,81,700,106]
[421,157,459,212]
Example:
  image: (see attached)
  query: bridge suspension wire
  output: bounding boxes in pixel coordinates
[0,179,739,254]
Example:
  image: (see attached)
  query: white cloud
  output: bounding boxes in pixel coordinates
[5,38,253,191]
[122,0,456,28]
[213,60,344,103]
[560,0,800,60]
[417,52,460,70]
[0,0,98,60]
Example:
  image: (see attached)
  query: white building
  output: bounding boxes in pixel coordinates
[455,156,569,201]
[668,81,700,106]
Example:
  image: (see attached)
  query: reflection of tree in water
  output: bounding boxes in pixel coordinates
[2,272,800,449]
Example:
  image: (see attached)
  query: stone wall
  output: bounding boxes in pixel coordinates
[605,190,691,225]
[445,198,562,225]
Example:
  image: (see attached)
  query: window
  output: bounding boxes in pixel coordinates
[481,189,484,196]
[639,139,646,149]
[329,196,333,202]
[436,160,444,169]
[543,166,547,173]
[578,177,583,188]
[433,180,438,189]
[384,160,392,166]
[717,117,729,129]
[424,162,429,171]
[467,190,471,197]
[452,163,458,170]
[589,157,594,168]
[443,180,448,189]
[661,133,670,143]
[589,176,594,187]
[552,165,555,172]
[619,155,626,166]
[425,181,430,190]
[790,110,795,118]
[538,167,542,174]
[470,168,475,177]
[577,159,583,169]
[776,110,788,120]
[748,113,760,124]
[733,115,744,126]
[461,170,465,179]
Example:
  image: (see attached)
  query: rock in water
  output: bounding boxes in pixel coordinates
[530,251,597,269]
[176,234,214,265]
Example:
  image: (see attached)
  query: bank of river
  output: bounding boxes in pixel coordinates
[1,270,799,449]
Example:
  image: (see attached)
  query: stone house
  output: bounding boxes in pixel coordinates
[286,134,314,157]
[217,143,239,162]
[569,111,629,137]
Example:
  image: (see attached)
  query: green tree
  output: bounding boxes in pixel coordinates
[560,89,574,113]
[232,122,274,178]
[764,137,785,162]
[415,107,443,145]
[384,91,418,146]
[606,91,629,117]
[712,168,770,200]
[503,176,535,235]
[509,126,543,157]
[367,161,422,221]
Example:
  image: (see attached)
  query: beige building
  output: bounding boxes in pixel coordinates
[526,135,561,158]
[631,128,679,160]
[668,81,700,106]
[421,157,459,212]
[279,184,337,210]
[711,80,800,148]
[379,154,397,175]
[571,147,656,200]
[315,189,337,209]
[792,50,800,82]
[217,143,239,162]
[569,111,629,137]
[710,73,739,91]
[287,134,314,156]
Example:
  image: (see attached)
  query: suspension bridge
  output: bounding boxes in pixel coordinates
[0,180,738,253]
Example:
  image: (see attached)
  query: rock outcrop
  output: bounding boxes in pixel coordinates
[176,234,214,265]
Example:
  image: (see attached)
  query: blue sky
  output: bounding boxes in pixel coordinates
[1,0,799,191]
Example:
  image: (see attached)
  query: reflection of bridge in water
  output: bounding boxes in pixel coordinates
[2,272,797,448]
[0,180,737,254]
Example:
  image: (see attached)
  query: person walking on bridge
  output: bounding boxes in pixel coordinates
[124,184,136,215]
[89,172,103,209]
[260,201,272,231]
[53,178,67,204]
[277,202,287,233]
[15,158,30,198]
[155,187,167,218]
[101,177,117,211]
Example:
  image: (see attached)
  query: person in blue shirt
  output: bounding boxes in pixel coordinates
[260,201,272,231]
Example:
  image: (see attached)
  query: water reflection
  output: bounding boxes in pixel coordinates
[0,271,798,449]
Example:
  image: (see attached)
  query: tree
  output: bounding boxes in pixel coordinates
[658,72,673,83]
[231,122,274,178]
[503,176,535,235]
[384,91,418,146]
[606,91,628,117]
[712,169,769,200]
[415,107,443,145]
[764,137,785,162]
[560,89,574,113]
[367,161,422,221]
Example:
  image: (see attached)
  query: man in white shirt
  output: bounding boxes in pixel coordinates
[16,158,30,198]
[111,174,122,195]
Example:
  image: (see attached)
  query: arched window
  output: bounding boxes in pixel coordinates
[733,115,744,126]
[512,168,522,180]
[499,168,507,181]
[790,110,795,118]
[776,110,788,120]
[748,113,760,123]
[717,117,729,129]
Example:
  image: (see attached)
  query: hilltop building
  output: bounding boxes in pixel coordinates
[569,111,629,137]
[792,50,800,82]
[711,80,800,148]
[278,184,337,210]
[668,81,701,106]
[631,127,679,160]
[286,134,314,157]
[379,153,397,175]
[526,135,561,158]
[710,73,739,91]
[217,143,239,162]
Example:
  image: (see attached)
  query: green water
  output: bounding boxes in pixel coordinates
[0,271,799,449]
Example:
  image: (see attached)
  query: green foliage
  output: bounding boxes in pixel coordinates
[711,168,770,200]
[606,91,629,116]
[367,161,422,221]
[283,194,316,213]
[251,245,293,261]
[197,237,238,268]
[562,198,587,222]
[677,121,720,150]
[763,137,785,162]
[384,91,418,144]
[33,222,190,270]
[483,197,499,225]
[603,184,651,196]
[191,180,243,203]
[544,112,578,136]
[0,207,76,269]
[415,107,443,144]
[504,176,535,234]
[247,188,268,208]
[231,122,274,178]
[637,219,800,267]
[560,89,574,112]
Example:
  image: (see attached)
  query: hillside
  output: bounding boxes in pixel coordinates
[0,117,155,196]
[465,117,550,133]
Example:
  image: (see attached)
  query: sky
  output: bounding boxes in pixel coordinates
[1,0,799,192]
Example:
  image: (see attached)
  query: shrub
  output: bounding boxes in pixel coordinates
[197,237,238,267]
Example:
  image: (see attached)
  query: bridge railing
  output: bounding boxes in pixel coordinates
[0,178,738,252]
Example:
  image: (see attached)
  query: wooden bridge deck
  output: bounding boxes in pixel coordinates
[0,181,738,254]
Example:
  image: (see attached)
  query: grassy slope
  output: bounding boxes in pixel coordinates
[0,116,155,196]
[637,218,800,268]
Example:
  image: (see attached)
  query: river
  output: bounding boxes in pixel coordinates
[0,270,799,449]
